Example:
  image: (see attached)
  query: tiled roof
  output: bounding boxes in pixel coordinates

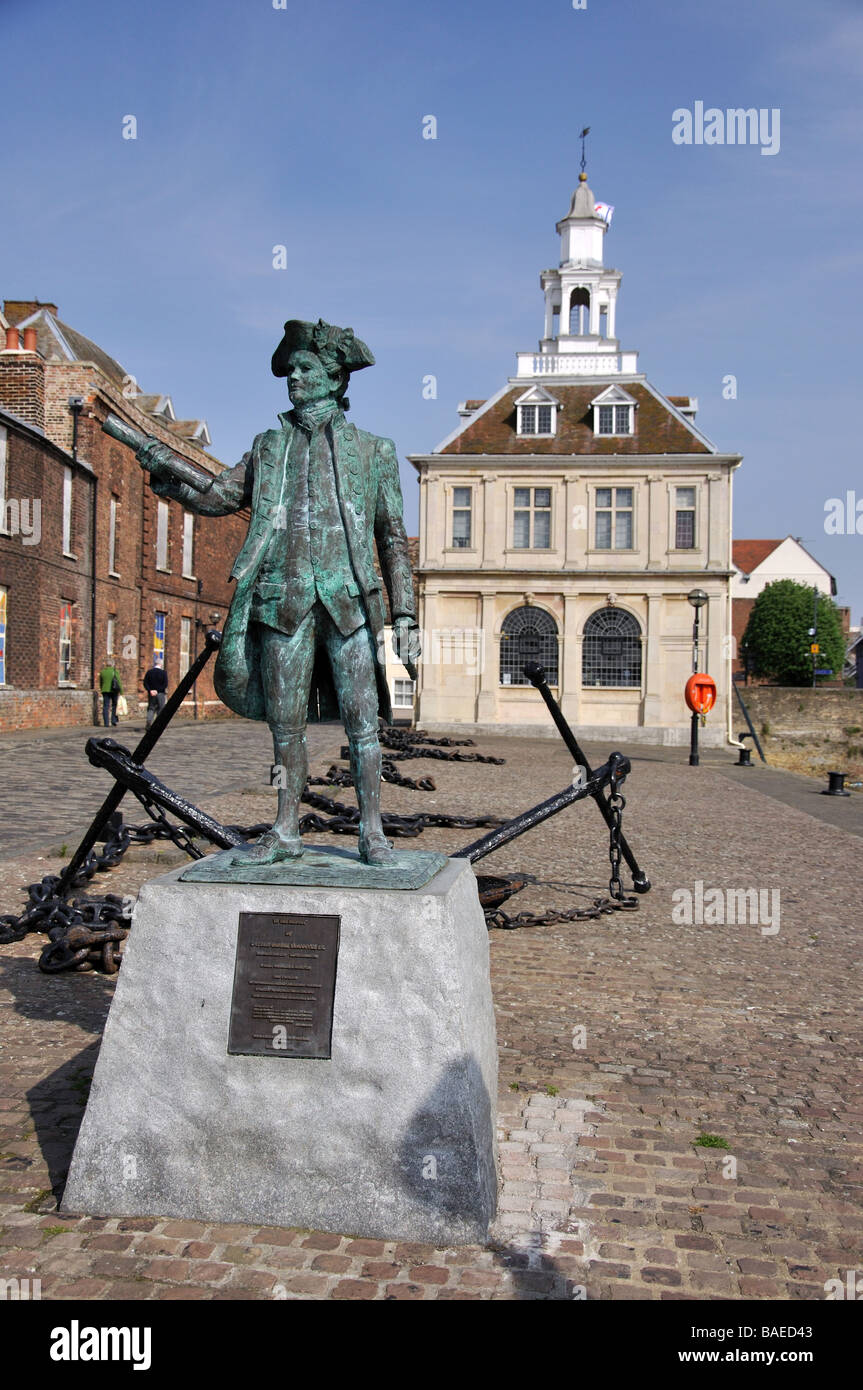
[24,311,128,385]
[732,539,781,575]
[440,382,710,455]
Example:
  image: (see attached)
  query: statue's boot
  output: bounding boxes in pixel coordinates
[227,728,307,865]
[349,729,395,866]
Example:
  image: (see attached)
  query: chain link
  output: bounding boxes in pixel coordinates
[0,730,641,972]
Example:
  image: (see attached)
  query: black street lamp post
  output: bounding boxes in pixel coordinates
[688,588,708,767]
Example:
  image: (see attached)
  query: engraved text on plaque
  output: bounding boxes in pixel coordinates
[228,912,341,1059]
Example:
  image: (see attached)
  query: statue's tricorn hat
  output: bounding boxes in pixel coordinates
[271,318,375,378]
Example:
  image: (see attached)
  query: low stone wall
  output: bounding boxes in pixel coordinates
[735,686,863,739]
[0,688,95,732]
[0,690,236,733]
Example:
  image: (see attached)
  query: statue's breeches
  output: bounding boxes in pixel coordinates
[258,605,379,736]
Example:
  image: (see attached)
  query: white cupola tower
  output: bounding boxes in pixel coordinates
[516,171,639,378]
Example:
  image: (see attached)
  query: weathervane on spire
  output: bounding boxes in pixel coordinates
[579,126,590,179]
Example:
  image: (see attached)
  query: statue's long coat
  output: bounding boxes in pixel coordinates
[186,410,415,724]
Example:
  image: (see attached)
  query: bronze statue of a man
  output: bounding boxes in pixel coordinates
[137,318,420,867]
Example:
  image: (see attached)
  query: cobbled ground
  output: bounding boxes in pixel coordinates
[0,723,860,1300]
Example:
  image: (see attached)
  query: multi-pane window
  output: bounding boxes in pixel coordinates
[179,616,192,678]
[582,608,642,688]
[108,496,119,574]
[62,466,73,554]
[182,511,195,576]
[106,615,116,656]
[597,404,633,435]
[0,586,7,685]
[513,487,552,549]
[156,500,170,570]
[500,605,559,686]
[452,487,472,548]
[59,603,73,683]
[595,487,633,549]
[153,611,166,668]
[674,487,696,549]
[518,404,554,436]
[393,678,415,708]
[0,426,7,532]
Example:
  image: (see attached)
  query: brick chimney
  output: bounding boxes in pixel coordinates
[3,300,59,325]
[0,325,45,431]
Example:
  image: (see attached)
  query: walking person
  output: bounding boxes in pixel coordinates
[143,663,169,727]
[97,661,123,727]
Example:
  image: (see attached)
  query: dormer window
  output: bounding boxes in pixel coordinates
[591,386,637,437]
[597,404,632,435]
[515,386,559,437]
[520,404,552,435]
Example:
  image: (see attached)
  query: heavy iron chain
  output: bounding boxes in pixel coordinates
[603,761,637,910]
[0,729,639,971]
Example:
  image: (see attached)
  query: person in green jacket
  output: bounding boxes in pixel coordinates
[98,662,122,727]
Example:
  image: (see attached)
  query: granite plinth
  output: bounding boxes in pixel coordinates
[62,857,498,1244]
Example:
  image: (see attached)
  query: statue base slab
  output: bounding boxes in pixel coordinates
[61,857,499,1245]
[179,842,447,890]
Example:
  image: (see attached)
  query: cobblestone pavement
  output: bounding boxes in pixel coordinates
[0,719,344,860]
[0,725,861,1300]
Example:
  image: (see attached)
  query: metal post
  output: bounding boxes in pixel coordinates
[57,629,222,895]
[522,662,650,891]
[689,606,700,767]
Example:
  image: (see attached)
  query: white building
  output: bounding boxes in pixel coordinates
[409,172,742,746]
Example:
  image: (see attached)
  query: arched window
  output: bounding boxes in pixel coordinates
[582,608,642,688]
[500,606,559,686]
[569,287,590,336]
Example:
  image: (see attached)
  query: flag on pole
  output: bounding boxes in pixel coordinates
[594,202,615,224]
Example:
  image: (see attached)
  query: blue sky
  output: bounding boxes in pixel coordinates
[2,0,862,615]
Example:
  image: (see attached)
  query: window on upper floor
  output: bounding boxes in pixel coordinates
[519,405,554,435]
[156,500,170,571]
[591,386,637,437]
[108,495,119,575]
[515,387,559,437]
[597,404,633,436]
[513,487,552,549]
[595,487,633,550]
[106,615,116,656]
[62,465,73,555]
[674,487,696,549]
[0,426,7,534]
[182,510,195,577]
[451,487,472,548]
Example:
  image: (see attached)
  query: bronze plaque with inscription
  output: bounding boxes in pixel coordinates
[228,911,341,1059]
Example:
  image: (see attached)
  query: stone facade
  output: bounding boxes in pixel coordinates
[409,176,741,746]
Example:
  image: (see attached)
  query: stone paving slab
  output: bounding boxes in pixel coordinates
[0,728,861,1299]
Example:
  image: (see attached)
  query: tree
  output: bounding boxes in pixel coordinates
[740,579,844,686]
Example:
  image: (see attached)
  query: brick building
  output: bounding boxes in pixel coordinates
[0,299,248,731]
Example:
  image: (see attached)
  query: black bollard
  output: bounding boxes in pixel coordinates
[736,747,753,767]
[821,771,850,797]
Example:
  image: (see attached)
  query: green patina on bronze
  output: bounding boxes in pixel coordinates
[180,844,447,891]
[137,318,422,878]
